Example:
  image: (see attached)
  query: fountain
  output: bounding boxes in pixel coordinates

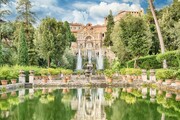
[76,49,82,70]
[96,49,104,70]
[87,50,92,64]
[85,63,93,82]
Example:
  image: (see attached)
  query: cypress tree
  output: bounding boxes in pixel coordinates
[18,25,29,65]
[104,10,114,46]
[64,21,76,47]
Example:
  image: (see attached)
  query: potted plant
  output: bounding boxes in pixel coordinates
[125,68,134,83]
[40,69,48,83]
[76,70,83,78]
[120,68,126,81]
[96,70,103,77]
[134,69,142,80]
[156,69,176,85]
[65,70,73,81]
[61,70,68,83]
[104,69,114,83]
[9,70,19,84]
[174,70,180,86]
[48,68,55,80]
[0,67,10,85]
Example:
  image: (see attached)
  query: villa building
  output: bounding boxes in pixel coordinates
[70,10,143,62]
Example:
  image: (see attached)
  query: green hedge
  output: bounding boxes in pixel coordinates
[127,50,180,69]
[156,50,180,68]
[0,65,72,83]
[127,55,162,69]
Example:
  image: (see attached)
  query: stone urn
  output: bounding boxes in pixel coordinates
[1,80,8,85]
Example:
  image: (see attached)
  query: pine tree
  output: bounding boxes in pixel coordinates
[104,10,114,46]
[16,0,36,65]
[18,25,28,65]
[0,0,11,20]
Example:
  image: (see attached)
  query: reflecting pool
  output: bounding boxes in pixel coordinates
[0,88,179,120]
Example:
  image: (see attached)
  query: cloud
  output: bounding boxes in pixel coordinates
[2,0,144,25]
[73,2,96,10]
[88,2,143,24]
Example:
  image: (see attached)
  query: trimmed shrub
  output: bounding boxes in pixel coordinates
[156,50,180,68]
[127,55,161,69]
[155,69,176,80]
[120,68,142,75]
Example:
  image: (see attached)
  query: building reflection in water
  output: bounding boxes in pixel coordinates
[71,88,106,120]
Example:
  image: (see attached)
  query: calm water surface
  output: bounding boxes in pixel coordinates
[0,88,179,120]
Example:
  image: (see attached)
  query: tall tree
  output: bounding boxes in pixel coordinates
[34,18,68,67]
[159,0,180,51]
[18,25,29,65]
[0,0,11,20]
[104,10,114,46]
[148,0,167,68]
[16,0,36,65]
[16,0,36,25]
[119,15,152,68]
[111,22,126,63]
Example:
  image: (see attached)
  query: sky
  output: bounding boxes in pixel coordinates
[2,0,173,25]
